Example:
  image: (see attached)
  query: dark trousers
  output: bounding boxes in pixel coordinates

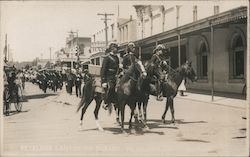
[104,80,116,104]
[75,83,82,97]
[67,80,73,94]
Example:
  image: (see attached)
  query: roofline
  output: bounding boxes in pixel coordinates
[133,6,247,46]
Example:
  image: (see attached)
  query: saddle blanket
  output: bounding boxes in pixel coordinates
[93,77,105,94]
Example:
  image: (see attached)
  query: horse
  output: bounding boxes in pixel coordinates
[116,60,147,132]
[76,60,145,131]
[76,74,118,131]
[136,61,197,127]
[161,61,197,124]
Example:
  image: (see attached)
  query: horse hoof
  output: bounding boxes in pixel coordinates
[116,118,121,124]
[162,119,166,124]
[121,129,127,135]
[78,126,83,131]
[98,127,104,132]
[143,125,150,131]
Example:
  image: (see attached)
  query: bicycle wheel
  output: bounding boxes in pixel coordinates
[3,87,10,115]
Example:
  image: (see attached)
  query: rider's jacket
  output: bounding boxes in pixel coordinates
[100,53,119,83]
[122,52,136,70]
[150,53,163,67]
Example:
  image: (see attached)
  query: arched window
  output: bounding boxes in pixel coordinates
[231,34,245,79]
[197,37,209,80]
[200,43,208,78]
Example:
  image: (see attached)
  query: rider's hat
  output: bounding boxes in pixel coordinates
[109,42,119,50]
[127,42,136,53]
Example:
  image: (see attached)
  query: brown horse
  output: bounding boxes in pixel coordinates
[136,61,197,127]
[161,61,197,123]
[116,60,147,132]
[76,60,145,132]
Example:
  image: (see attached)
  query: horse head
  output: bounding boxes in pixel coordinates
[181,61,197,82]
[134,60,147,79]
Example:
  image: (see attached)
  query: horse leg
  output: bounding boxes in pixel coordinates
[79,99,93,130]
[138,102,143,121]
[94,94,104,131]
[169,97,175,124]
[120,101,126,133]
[114,105,120,124]
[142,101,149,129]
[129,102,136,130]
[162,97,170,124]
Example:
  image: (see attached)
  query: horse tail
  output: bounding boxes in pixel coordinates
[108,103,113,115]
[76,97,85,113]
[76,79,95,113]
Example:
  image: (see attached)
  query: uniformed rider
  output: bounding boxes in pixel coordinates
[122,42,146,91]
[150,44,168,101]
[122,42,137,72]
[101,43,120,110]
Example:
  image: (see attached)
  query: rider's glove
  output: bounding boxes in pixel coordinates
[142,72,147,78]
[102,83,108,88]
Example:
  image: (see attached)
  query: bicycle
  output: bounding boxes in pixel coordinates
[3,84,22,116]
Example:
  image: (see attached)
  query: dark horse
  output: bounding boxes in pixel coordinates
[136,61,197,126]
[76,76,106,131]
[76,60,145,131]
[117,60,147,132]
[161,61,197,123]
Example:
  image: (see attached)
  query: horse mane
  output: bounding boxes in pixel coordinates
[167,66,184,81]
[119,64,136,84]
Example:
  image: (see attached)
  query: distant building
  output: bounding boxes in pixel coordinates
[56,33,91,69]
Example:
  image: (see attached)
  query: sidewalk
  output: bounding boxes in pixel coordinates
[176,90,247,109]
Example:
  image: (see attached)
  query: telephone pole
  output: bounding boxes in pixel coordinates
[97,13,114,48]
[4,34,7,63]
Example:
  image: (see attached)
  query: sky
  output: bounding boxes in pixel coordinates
[0,0,248,62]
[0,1,137,62]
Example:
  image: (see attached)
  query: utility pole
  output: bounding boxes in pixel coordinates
[68,30,79,69]
[4,34,7,63]
[97,13,114,48]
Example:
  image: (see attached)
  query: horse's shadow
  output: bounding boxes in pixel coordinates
[147,119,207,125]
[78,119,207,135]
[103,126,165,136]
[4,109,30,116]
[24,93,57,100]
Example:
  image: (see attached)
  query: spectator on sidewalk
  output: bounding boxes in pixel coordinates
[178,78,187,96]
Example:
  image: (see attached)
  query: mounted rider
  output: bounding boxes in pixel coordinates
[150,44,169,101]
[101,42,120,109]
[122,42,137,72]
[122,42,147,90]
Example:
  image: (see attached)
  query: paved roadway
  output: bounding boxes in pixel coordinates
[2,82,248,156]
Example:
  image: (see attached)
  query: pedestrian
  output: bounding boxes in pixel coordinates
[101,43,120,110]
[66,69,74,95]
[178,78,187,96]
[75,70,83,97]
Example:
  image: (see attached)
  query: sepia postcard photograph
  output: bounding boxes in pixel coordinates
[0,0,249,156]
